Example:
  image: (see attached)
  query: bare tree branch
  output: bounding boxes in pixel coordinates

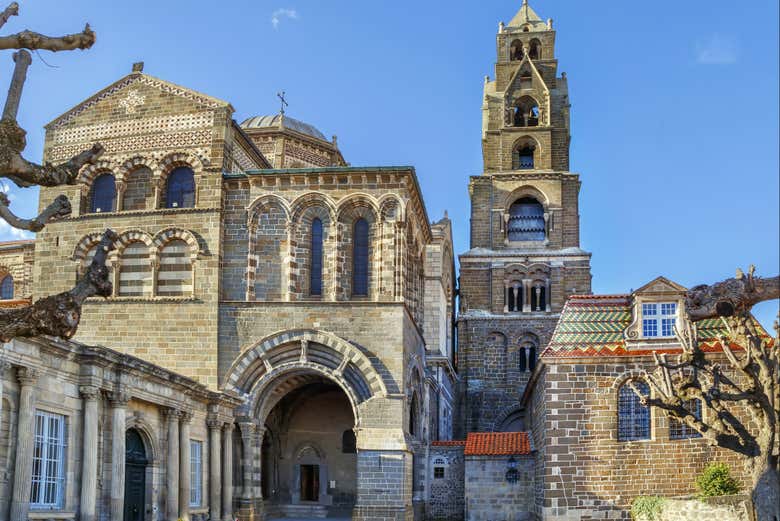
[686,266,780,321]
[0,229,117,342]
[0,191,69,231]
[0,2,18,31]
[0,24,94,51]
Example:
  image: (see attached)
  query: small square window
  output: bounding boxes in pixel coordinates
[642,303,657,316]
[434,467,445,479]
[661,303,677,315]
[661,318,676,337]
[642,319,658,337]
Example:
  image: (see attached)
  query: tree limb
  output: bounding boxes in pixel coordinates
[686,266,780,321]
[0,24,94,51]
[0,191,69,231]
[0,229,117,342]
[0,118,104,187]
[0,2,18,32]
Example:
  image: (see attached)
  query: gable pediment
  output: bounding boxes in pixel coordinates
[633,276,687,297]
[46,72,232,131]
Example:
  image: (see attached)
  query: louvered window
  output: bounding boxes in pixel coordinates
[508,198,545,241]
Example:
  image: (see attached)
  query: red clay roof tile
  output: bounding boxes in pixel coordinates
[464,431,531,456]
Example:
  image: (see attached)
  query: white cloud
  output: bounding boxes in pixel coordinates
[271,8,298,29]
[696,34,738,65]
[0,218,34,241]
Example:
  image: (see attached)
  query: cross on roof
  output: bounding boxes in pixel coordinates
[277,91,288,115]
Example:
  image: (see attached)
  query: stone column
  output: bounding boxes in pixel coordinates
[522,279,532,313]
[165,408,181,521]
[208,419,222,521]
[238,420,256,500]
[0,360,10,441]
[179,412,192,521]
[79,385,101,521]
[109,388,130,521]
[545,278,552,312]
[9,366,38,521]
[222,423,235,521]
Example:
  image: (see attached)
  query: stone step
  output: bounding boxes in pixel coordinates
[277,503,329,518]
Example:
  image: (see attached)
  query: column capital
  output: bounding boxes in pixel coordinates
[16,366,39,386]
[180,410,193,424]
[0,359,12,372]
[163,407,182,420]
[207,417,223,430]
[79,385,101,401]
[109,387,131,407]
[223,422,235,434]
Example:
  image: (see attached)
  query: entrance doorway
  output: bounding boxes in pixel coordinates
[300,464,320,501]
[124,429,148,521]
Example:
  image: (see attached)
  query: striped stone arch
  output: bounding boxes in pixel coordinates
[223,329,388,425]
[246,193,291,230]
[72,232,110,262]
[115,155,155,183]
[152,228,200,260]
[377,193,406,223]
[116,229,155,254]
[335,192,380,222]
[156,151,205,180]
[503,184,550,210]
[78,159,116,186]
[289,192,337,224]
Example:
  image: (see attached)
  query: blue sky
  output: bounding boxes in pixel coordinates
[2,0,778,328]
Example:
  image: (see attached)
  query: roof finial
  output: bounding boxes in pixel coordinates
[277,90,288,116]
[522,0,528,5]
[132,61,144,73]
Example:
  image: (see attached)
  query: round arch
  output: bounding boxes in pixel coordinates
[290,192,337,224]
[246,193,291,230]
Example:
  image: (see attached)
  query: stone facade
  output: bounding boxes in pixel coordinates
[0,240,34,305]
[0,335,239,521]
[634,495,754,521]
[456,0,592,439]
[464,456,534,521]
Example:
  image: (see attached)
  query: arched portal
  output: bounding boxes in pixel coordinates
[224,330,387,518]
[124,429,148,521]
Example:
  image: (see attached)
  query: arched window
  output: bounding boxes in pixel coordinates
[90,173,116,213]
[529,39,542,60]
[352,218,369,297]
[118,242,152,297]
[510,40,523,61]
[669,399,703,440]
[164,167,195,209]
[518,345,527,372]
[508,198,545,241]
[341,429,356,454]
[618,381,651,441]
[409,393,419,437]
[528,345,537,371]
[514,97,540,127]
[0,275,13,299]
[157,239,192,296]
[512,145,535,170]
[310,218,324,296]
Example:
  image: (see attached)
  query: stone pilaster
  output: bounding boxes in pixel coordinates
[109,387,130,521]
[222,423,235,521]
[164,408,181,521]
[208,418,222,521]
[0,360,10,450]
[9,366,38,521]
[179,411,192,521]
[236,420,257,520]
[79,385,101,521]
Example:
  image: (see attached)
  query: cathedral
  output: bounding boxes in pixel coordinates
[0,2,756,521]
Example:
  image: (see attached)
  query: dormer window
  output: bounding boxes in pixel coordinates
[642,302,677,338]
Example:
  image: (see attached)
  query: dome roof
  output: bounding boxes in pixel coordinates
[240,114,328,141]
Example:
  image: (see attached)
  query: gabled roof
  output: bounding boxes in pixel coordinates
[46,71,233,130]
[507,0,549,31]
[634,276,687,295]
[464,432,531,456]
[541,293,730,358]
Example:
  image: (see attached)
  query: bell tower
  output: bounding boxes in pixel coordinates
[456,1,592,437]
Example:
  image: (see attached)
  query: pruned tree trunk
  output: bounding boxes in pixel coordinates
[633,267,779,521]
[0,2,110,343]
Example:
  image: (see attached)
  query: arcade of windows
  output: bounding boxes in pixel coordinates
[617,379,702,442]
[87,166,196,214]
[509,38,542,61]
[305,217,369,298]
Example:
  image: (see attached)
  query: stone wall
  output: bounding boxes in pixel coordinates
[635,495,754,521]
[427,446,465,521]
[532,358,751,521]
[464,454,535,521]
